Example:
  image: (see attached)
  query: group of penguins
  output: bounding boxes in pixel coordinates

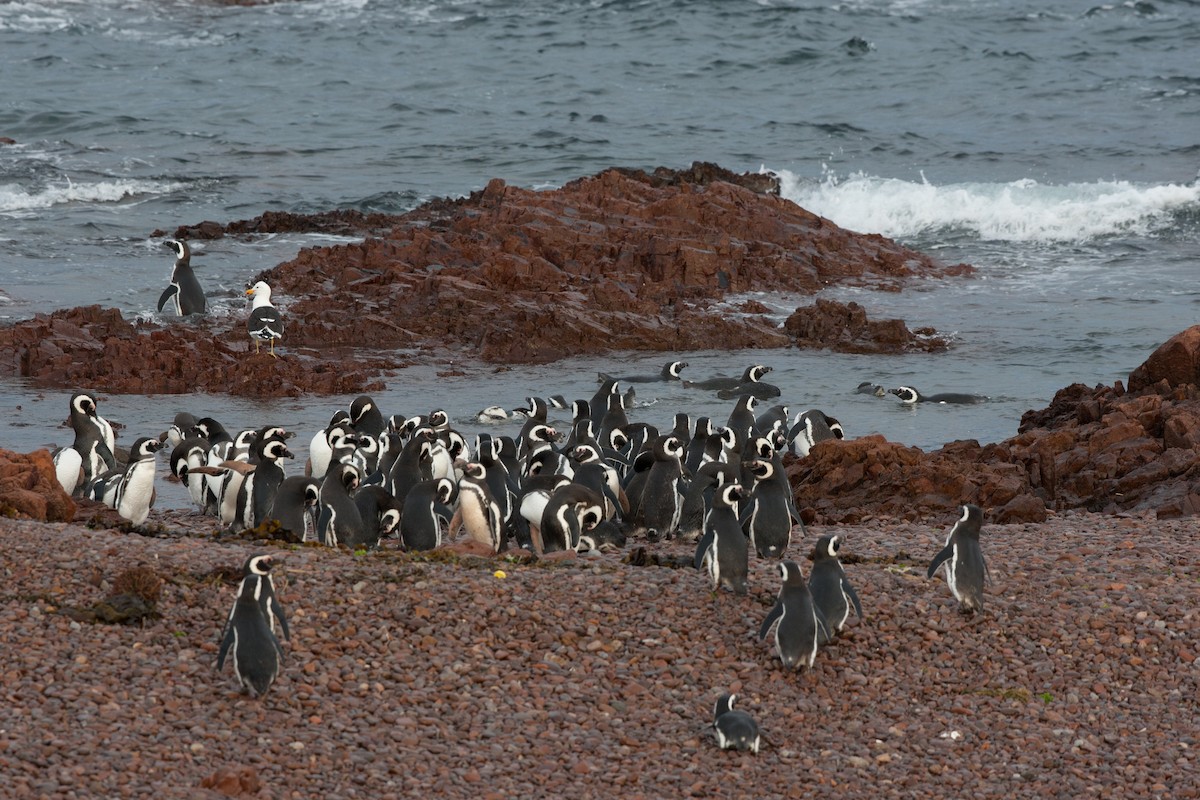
[48,360,990,744]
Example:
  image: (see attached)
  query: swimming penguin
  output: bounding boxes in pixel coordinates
[685,364,772,391]
[712,693,761,753]
[246,280,284,357]
[638,434,686,539]
[84,436,162,525]
[759,560,828,671]
[267,475,321,543]
[453,461,504,553]
[224,553,290,643]
[316,462,365,547]
[856,382,886,397]
[927,503,988,614]
[741,454,802,559]
[475,406,509,424]
[890,386,988,405]
[597,360,689,384]
[399,477,456,551]
[693,482,749,595]
[216,569,285,699]
[808,534,862,642]
[157,239,207,316]
[788,409,844,457]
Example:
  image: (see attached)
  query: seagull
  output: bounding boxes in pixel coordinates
[246,280,284,357]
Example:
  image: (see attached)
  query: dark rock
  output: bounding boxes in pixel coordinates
[784,298,951,354]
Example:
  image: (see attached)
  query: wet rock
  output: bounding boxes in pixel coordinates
[1127,324,1200,392]
[784,298,951,354]
[0,448,75,522]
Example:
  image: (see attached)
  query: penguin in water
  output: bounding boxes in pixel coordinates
[808,534,862,642]
[856,381,886,397]
[759,560,829,672]
[157,239,207,316]
[711,693,761,753]
[84,436,162,526]
[246,280,284,357]
[597,360,689,384]
[927,503,989,614]
[686,364,772,391]
[399,477,457,552]
[216,565,285,699]
[890,386,988,405]
[693,482,749,595]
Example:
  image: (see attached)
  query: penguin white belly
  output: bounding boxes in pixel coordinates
[219,471,249,526]
[459,493,496,549]
[53,448,83,495]
[117,461,157,525]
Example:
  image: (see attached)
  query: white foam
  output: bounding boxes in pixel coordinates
[772,168,1200,243]
[0,178,189,214]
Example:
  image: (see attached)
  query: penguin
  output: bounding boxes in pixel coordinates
[157,239,206,316]
[223,553,290,643]
[712,693,761,753]
[234,436,294,531]
[597,390,630,447]
[741,454,801,559]
[453,461,504,553]
[758,560,828,671]
[475,406,508,424]
[693,482,749,595]
[246,280,283,357]
[161,411,198,448]
[890,386,988,405]
[58,390,116,488]
[716,381,782,401]
[350,485,404,548]
[638,434,685,539]
[597,359,689,384]
[685,364,772,391]
[308,410,351,480]
[216,569,284,699]
[856,382,886,397]
[348,395,386,440]
[724,394,759,454]
[683,416,715,474]
[678,460,739,542]
[808,534,862,642]
[516,472,572,553]
[399,477,456,551]
[267,476,320,543]
[927,503,988,613]
[84,436,161,525]
[540,483,606,554]
[51,444,83,496]
[316,462,365,547]
[385,428,436,503]
[788,409,844,457]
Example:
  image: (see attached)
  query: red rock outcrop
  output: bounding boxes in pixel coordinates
[0,448,76,522]
[784,298,950,354]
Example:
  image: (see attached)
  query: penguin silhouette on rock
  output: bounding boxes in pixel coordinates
[759,560,829,672]
[928,503,989,614]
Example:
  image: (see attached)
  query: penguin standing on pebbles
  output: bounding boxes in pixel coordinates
[217,565,285,699]
[712,693,761,753]
[694,482,749,595]
[808,534,862,642]
[157,239,207,316]
[927,503,988,614]
[759,560,828,672]
[246,280,283,357]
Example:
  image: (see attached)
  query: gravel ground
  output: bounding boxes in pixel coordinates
[1,509,1197,799]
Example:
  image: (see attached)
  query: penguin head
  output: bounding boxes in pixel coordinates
[713,692,737,720]
[890,386,920,404]
[606,427,629,452]
[779,560,806,586]
[349,396,377,424]
[668,360,688,379]
[717,483,744,508]
[162,239,190,262]
[435,477,457,505]
[572,443,602,464]
[259,438,294,462]
[427,409,449,430]
[244,553,277,576]
[476,406,508,424]
[130,437,163,460]
[826,415,846,440]
[812,534,841,560]
[746,364,772,382]
[952,503,985,537]
[743,458,773,482]
[458,461,486,481]
[70,391,99,418]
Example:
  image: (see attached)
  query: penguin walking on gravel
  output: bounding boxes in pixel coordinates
[927,503,989,614]
[157,239,207,316]
[711,693,761,753]
[759,560,829,672]
[741,454,802,560]
[693,482,749,595]
[223,553,290,643]
[246,280,283,357]
[84,436,162,525]
[217,566,285,699]
[808,534,862,642]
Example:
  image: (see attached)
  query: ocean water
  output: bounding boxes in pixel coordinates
[1,0,1198,509]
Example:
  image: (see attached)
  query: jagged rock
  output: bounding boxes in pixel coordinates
[1127,324,1200,392]
[0,448,75,522]
[784,298,951,354]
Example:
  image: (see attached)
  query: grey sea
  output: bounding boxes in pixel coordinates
[1,0,1198,508]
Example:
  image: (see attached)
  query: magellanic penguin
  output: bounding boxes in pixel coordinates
[712,693,761,753]
[638,434,686,540]
[927,503,989,614]
[856,381,886,397]
[597,359,689,384]
[759,560,829,672]
[246,280,283,357]
[540,483,606,554]
[56,390,117,490]
[267,476,321,543]
[890,386,988,405]
[788,409,844,458]
[84,436,162,526]
[216,566,285,699]
[452,461,505,553]
[685,364,772,391]
[348,395,386,441]
[399,477,457,552]
[693,482,749,595]
[234,436,294,531]
[316,462,365,547]
[157,239,207,316]
[741,454,802,560]
[808,534,862,642]
[221,553,290,643]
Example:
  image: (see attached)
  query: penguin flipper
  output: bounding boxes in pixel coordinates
[693,528,714,570]
[157,285,178,313]
[216,625,234,671]
[271,597,290,642]
[927,544,954,579]
[758,601,783,641]
[844,581,864,619]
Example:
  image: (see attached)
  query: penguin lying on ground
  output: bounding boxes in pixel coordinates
[712,693,761,753]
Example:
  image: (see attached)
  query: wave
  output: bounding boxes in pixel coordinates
[773,168,1200,243]
[0,178,189,214]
